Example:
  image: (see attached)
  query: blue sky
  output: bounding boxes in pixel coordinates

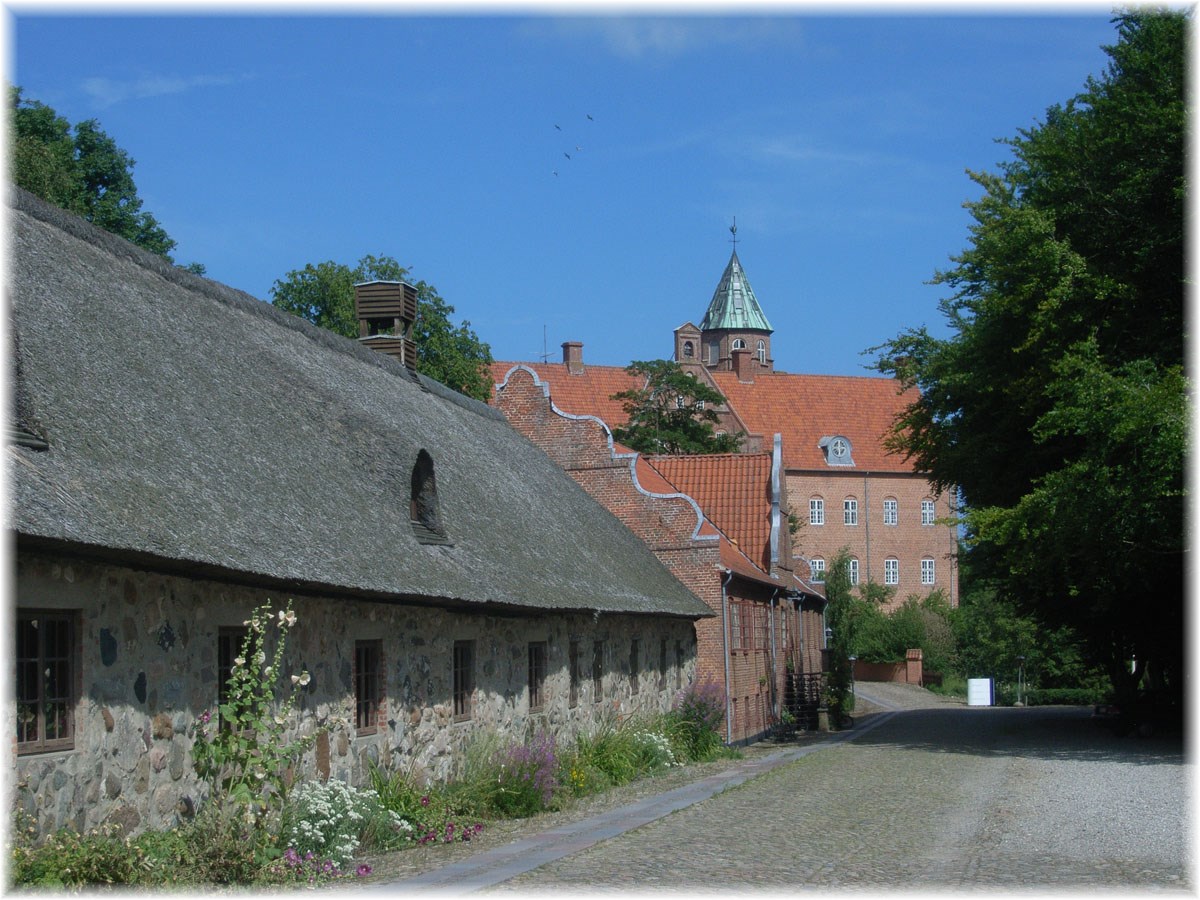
[9,9,1128,376]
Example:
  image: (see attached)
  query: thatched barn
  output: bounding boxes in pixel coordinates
[7,188,712,835]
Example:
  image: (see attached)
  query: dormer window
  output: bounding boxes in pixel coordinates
[411,450,451,545]
[819,435,854,467]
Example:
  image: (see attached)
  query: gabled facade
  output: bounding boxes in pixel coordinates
[493,366,827,744]
[8,189,713,836]
[489,243,958,612]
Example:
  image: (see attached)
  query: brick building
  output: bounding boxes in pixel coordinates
[493,365,826,744]
[491,247,958,611]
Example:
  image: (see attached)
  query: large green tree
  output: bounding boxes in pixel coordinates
[611,360,742,454]
[270,254,494,401]
[873,10,1186,702]
[10,87,181,262]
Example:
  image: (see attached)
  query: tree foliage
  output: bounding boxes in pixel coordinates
[10,87,182,262]
[611,360,742,454]
[872,10,1186,700]
[269,254,494,401]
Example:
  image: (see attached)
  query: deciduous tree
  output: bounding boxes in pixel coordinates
[270,254,493,401]
[611,360,742,455]
[10,87,181,262]
[873,10,1186,702]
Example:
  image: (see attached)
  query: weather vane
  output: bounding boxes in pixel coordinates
[729,217,738,248]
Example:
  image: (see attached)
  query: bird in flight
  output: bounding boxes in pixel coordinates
[587,114,594,121]
[564,152,571,160]
[554,124,561,130]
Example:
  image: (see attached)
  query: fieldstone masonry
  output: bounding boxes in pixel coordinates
[14,549,696,836]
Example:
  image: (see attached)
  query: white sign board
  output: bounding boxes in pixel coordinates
[967,678,994,707]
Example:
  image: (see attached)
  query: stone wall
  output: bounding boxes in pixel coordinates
[13,549,697,836]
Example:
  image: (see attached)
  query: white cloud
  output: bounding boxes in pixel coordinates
[524,16,806,60]
[81,73,247,108]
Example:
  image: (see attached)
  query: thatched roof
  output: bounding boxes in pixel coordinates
[7,189,711,620]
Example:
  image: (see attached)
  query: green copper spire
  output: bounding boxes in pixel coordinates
[700,248,773,333]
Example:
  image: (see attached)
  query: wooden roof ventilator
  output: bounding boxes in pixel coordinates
[355,280,418,370]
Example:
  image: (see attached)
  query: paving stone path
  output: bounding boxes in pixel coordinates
[368,683,1190,893]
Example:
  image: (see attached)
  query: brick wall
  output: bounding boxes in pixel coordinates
[494,365,812,744]
[788,470,958,609]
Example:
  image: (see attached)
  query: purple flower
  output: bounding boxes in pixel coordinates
[199,710,212,725]
[420,795,430,806]
[356,864,373,877]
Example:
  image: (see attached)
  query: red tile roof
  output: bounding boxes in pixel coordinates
[646,453,775,572]
[708,371,918,473]
[490,361,640,430]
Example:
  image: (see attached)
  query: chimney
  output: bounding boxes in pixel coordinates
[562,341,584,375]
[733,348,754,383]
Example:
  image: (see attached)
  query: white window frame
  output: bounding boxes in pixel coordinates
[921,558,935,585]
[921,500,935,526]
[884,558,899,585]
[809,498,825,526]
[844,498,858,526]
[848,557,860,585]
[883,498,898,526]
[732,338,746,350]
[756,340,766,363]
[810,558,825,582]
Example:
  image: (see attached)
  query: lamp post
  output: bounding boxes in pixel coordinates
[848,655,857,695]
[1015,655,1026,707]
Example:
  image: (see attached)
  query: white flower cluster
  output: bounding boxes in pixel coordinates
[283,779,406,866]
[634,731,678,768]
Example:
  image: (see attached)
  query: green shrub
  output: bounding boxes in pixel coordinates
[664,677,726,762]
[491,730,559,818]
[1026,686,1106,706]
[281,778,409,865]
[10,825,150,887]
[368,762,485,846]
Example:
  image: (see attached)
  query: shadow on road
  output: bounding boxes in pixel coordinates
[848,705,1186,767]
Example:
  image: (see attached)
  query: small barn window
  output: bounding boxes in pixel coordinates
[411,450,449,544]
[629,639,640,695]
[453,640,475,720]
[529,642,547,711]
[16,610,78,754]
[592,640,604,701]
[355,640,383,734]
[569,640,581,708]
[217,626,249,732]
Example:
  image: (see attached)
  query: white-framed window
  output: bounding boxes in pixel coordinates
[883,498,898,526]
[921,558,935,585]
[847,557,860,585]
[809,498,825,526]
[732,338,746,350]
[921,499,936,526]
[675,395,686,409]
[884,558,899,585]
[810,558,825,582]
[844,498,858,526]
[756,340,766,363]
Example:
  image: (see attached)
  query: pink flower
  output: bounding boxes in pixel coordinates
[199,710,212,724]
[356,864,372,877]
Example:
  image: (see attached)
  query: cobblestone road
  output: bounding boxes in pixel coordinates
[490,690,1190,892]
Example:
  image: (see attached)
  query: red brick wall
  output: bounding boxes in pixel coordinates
[493,365,813,744]
[788,470,958,609]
